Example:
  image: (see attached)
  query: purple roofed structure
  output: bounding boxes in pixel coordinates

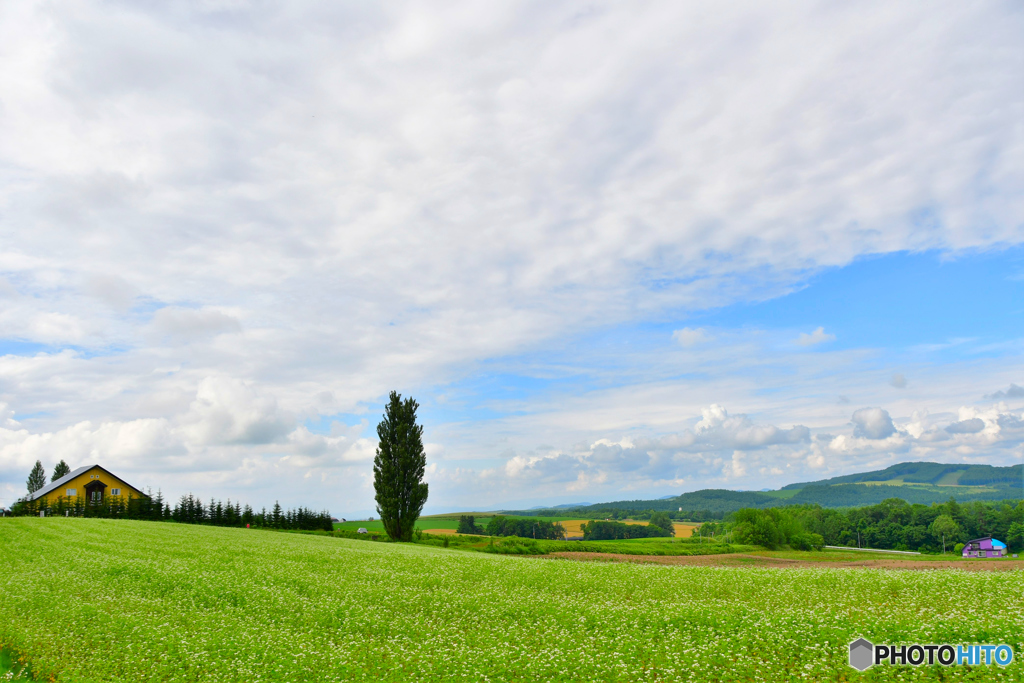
[962,536,1007,558]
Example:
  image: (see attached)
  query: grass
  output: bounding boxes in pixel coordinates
[3,518,1024,681]
[0,647,33,681]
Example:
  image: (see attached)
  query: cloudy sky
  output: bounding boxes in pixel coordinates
[1,1,1022,516]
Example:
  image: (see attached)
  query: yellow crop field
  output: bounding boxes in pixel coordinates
[559,519,697,538]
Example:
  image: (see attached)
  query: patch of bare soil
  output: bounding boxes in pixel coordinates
[544,552,1024,571]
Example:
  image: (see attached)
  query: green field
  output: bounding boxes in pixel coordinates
[333,515,576,533]
[2,518,1023,681]
[0,647,32,680]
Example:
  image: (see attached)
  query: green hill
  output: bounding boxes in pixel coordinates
[781,461,1023,489]
[506,461,1023,517]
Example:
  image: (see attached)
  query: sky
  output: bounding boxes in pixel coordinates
[0,1,1022,517]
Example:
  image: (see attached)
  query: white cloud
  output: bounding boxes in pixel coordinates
[986,383,1024,400]
[0,1,1022,511]
[724,451,747,479]
[945,417,984,434]
[672,327,713,348]
[795,327,836,347]
[850,407,897,439]
[690,404,810,449]
[148,308,242,343]
[890,373,907,389]
[182,377,291,446]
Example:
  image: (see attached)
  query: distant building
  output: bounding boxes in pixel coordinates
[962,536,1007,558]
[26,464,147,506]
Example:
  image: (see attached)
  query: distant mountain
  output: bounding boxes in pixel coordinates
[503,461,1023,516]
[781,461,1023,489]
[526,502,592,510]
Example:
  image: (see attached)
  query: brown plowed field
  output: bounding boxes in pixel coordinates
[545,552,1024,571]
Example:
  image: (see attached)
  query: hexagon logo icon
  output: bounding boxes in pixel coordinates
[849,638,874,671]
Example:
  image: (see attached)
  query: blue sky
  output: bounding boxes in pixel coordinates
[410,248,1024,428]
[0,1,1022,515]
[690,248,1024,350]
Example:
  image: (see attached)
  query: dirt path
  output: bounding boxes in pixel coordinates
[544,552,1024,571]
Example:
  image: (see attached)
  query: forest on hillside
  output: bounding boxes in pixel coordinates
[701,498,1024,554]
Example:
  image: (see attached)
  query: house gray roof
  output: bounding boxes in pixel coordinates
[26,465,95,501]
[26,464,147,502]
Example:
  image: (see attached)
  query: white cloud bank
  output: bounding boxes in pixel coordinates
[0,1,1022,511]
[421,400,1024,508]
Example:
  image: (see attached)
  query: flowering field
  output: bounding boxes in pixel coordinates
[1,519,1022,682]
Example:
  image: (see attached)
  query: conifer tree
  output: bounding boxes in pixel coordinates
[27,460,46,494]
[154,490,165,521]
[373,391,429,541]
[51,460,71,482]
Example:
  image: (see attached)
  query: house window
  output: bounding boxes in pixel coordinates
[91,491,102,503]
[111,488,121,496]
[66,488,77,497]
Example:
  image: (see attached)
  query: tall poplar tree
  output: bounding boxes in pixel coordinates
[52,460,71,482]
[373,391,428,541]
[27,460,47,494]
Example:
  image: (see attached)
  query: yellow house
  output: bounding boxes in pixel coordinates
[26,464,147,506]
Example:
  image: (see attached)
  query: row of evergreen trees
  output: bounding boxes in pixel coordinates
[169,493,333,531]
[12,490,333,532]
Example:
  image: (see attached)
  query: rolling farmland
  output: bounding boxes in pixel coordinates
[337,516,699,538]
[2,518,1023,681]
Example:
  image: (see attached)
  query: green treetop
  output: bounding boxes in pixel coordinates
[27,460,46,494]
[52,460,71,482]
[373,391,429,542]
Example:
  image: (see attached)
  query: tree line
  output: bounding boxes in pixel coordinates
[12,490,334,532]
[484,516,567,540]
[13,458,333,532]
[705,497,1024,553]
[169,494,333,531]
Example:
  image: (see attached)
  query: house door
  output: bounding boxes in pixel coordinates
[84,480,107,504]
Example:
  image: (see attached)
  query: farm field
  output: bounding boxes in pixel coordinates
[550,550,1024,570]
[333,519,471,533]
[2,518,1023,682]
[338,515,699,538]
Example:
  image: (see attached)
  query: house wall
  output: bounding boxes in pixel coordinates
[38,468,144,505]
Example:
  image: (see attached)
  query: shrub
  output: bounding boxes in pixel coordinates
[483,536,546,555]
[649,511,675,536]
[457,515,485,535]
[790,532,824,551]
